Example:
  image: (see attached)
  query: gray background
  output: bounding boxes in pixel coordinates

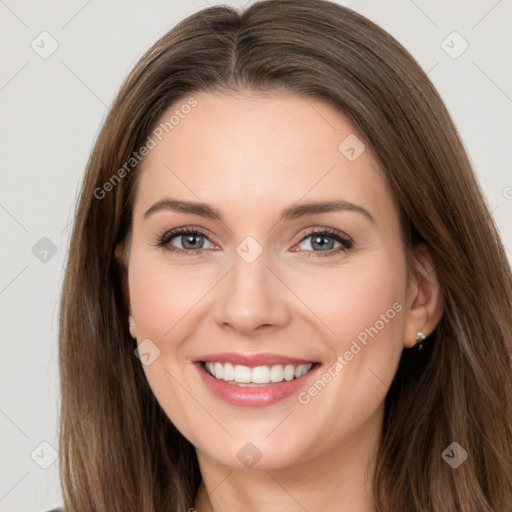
[1,1,510,511]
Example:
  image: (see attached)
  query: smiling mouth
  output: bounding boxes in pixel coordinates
[201,361,318,387]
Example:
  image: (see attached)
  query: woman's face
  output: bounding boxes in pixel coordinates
[121,91,422,470]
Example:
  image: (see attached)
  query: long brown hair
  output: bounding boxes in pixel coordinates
[58,1,512,510]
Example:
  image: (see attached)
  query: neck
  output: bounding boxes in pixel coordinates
[193,407,383,512]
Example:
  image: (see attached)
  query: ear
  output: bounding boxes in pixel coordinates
[403,244,444,348]
[115,243,136,339]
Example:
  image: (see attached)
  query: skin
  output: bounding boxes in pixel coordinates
[116,91,443,512]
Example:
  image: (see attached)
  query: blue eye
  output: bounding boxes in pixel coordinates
[154,227,353,257]
[156,228,215,255]
[296,229,353,257]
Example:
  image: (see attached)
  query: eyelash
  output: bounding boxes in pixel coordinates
[153,226,353,258]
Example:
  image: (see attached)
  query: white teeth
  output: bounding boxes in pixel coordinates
[299,364,310,377]
[270,364,284,383]
[283,364,295,381]
[214,362,223,380]
[205,362,215,376]
[204,361,313,384]
[222,362,234,381]
[251,366,270,384]
[234,365,252,383]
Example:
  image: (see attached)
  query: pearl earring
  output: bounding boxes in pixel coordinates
[416,331,427,351]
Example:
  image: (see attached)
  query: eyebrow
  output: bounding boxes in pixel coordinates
[143,198,376,224]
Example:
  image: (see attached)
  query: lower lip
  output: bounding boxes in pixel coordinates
[195,362,321,407]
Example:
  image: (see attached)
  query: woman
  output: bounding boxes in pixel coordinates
[57,0,512,510]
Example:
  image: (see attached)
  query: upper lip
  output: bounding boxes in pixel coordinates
[194,352,317,367]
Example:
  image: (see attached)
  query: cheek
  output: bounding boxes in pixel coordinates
[126,252,209,440]
[296,259,405,344]
[288,256,406,440]
[127,251,217,340]
[292,252,407,398]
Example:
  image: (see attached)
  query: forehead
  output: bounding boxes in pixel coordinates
[132,91,391,221]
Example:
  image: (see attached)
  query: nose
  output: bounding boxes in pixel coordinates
[213,251,292,337]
